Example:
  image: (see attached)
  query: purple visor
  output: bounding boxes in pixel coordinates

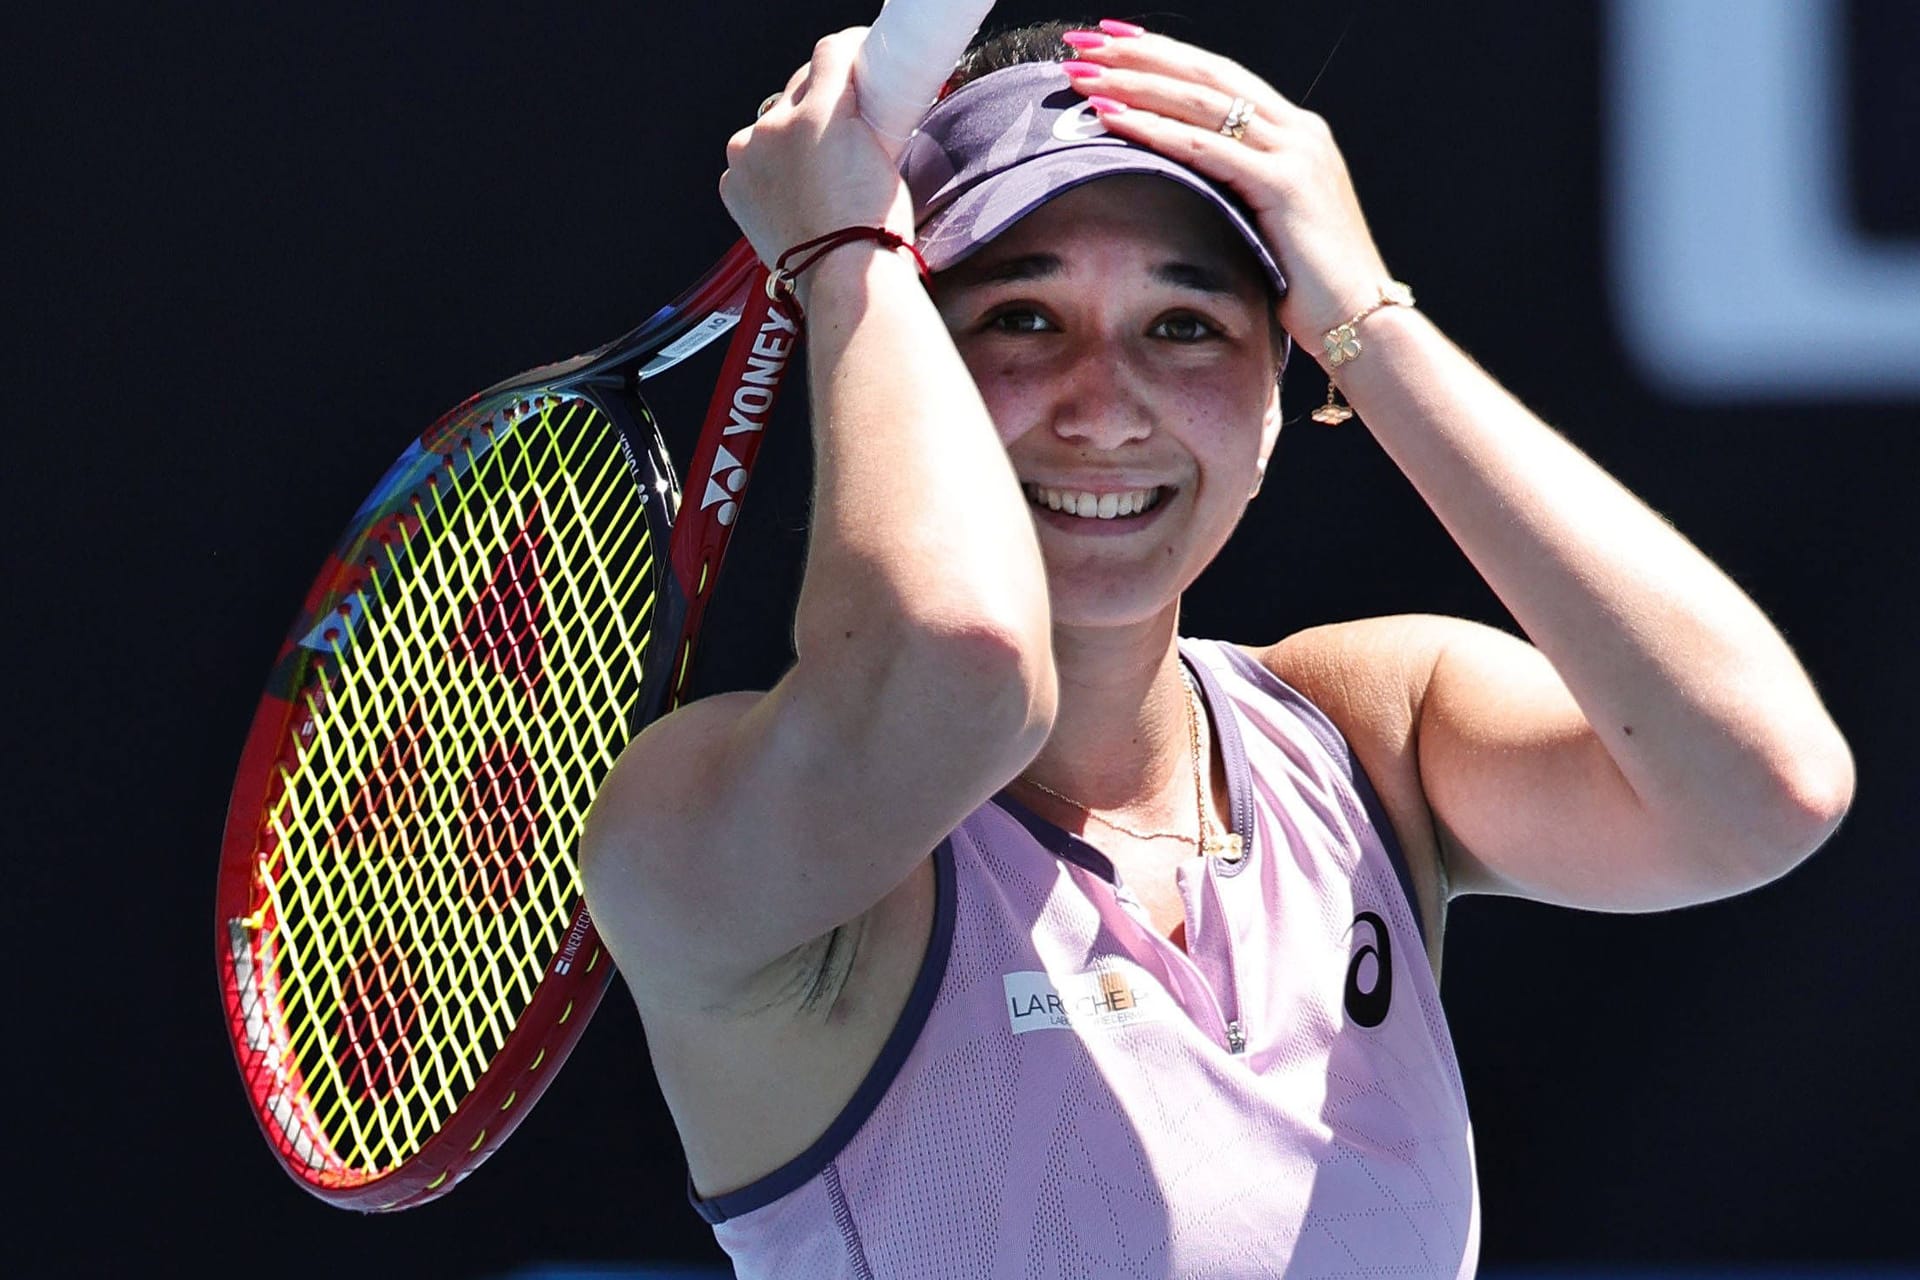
[902,61,1286,298]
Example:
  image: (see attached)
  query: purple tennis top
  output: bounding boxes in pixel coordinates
[692,638,1480,1277]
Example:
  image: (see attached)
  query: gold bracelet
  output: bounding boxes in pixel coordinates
[1311,280,1415,425]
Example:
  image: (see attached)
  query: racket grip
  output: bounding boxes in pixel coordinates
[856,0,997,158]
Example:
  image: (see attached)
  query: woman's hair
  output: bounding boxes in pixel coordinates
[944,20,1090,93]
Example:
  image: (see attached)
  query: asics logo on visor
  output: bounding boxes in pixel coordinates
[1052,100,1109,142]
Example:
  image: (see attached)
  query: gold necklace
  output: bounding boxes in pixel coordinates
[1018,667,1243,861]
[1182,667,1245,863]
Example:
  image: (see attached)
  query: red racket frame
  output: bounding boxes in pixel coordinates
[217,241,797,1210]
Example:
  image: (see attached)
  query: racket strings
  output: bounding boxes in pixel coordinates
[453,508,549,703]
[243,396,661,1179]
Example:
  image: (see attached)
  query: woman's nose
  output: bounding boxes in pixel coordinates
[1048,342,1152,449]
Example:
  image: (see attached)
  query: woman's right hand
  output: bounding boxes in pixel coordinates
[719,27,915,276]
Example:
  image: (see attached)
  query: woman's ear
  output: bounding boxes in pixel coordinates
[1252,376,1283,498]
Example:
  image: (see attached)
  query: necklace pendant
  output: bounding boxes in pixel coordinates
[1203,832,1244,863]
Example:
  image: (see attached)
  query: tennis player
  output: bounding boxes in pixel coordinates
[581,20,1853,1277]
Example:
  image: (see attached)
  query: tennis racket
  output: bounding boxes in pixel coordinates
[216,0,997,1213]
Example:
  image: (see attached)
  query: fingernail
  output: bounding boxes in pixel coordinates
[1060,60,1103,79]
[1086,95,1128,115]
[1098,18,1146,37]
[1061,30,1108,50]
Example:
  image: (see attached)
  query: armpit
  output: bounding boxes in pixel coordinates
[708,917,869,1021]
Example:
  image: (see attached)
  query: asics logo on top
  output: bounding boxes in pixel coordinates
[1052,100,1109,142]
[1343,911,1393,1028]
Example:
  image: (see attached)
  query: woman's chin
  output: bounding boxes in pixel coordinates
[1044,578,1181,632]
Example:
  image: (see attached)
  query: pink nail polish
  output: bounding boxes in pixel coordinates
[1061,30,1107,50]
[1086,95,1128,115]
[1060,60,1103,79]
[1098,18,1146,37]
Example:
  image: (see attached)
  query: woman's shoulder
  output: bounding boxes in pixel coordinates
[1214,618,1459,967]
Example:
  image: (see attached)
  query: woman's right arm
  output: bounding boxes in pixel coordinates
[580,30,1055,1012]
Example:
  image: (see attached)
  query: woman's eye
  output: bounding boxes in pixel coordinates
[984,308,1054,334]
[1152,313,1220,342]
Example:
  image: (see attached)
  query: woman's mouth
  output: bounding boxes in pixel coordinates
[1021,483,1169,521]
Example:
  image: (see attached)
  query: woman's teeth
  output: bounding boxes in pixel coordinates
[1013,483,1159,518]
[1022,484,1165,519]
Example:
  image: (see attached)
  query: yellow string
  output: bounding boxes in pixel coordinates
[249,395,658,1173]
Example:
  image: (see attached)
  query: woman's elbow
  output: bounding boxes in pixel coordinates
[1736,724,1856,884]
[1776,727,1856,854]
[921,611,1058,753]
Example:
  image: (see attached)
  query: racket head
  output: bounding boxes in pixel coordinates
[216,364,681,1211]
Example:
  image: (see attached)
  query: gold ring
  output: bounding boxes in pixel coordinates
[757,92,782,118]
[1218,96,1256,140]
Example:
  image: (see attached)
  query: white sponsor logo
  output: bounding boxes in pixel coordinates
[1004,965,1164,1035]
[1052,100,1108,142]
[638,310,741,380]
[699,308,798,526]
[1609,0,1920,398]
[554,910,592,976]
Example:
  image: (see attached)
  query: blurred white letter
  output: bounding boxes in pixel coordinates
[1609,0,1920,399]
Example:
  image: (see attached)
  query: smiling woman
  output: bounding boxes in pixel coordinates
[931,175,1283,627]
[577,17,1853,1279]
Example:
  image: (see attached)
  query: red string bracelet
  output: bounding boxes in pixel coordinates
[765,226,931,329]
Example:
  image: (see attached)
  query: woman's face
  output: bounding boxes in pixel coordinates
[932,175,1284,629]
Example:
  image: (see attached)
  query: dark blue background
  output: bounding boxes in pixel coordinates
[8,1,1916,1275]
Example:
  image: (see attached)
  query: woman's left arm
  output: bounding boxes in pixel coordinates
[1067,24,1854,907]
[1299,303,1854,908]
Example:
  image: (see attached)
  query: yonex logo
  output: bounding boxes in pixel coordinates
[700,442,750,526]
[699,309,797,526]
[1052,101,1108,142]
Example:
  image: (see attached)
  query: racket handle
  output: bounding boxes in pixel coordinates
[856,0,997,158]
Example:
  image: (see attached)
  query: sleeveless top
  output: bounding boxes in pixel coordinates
[692,638,1480,1278]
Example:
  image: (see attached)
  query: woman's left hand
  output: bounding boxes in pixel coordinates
[1059,22,1393,352]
